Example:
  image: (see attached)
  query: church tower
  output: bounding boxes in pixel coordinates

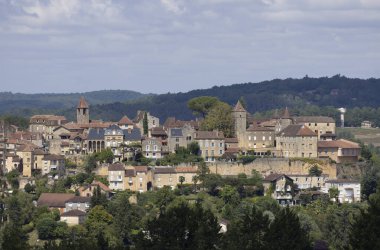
[233,100,247,138]
[77,96,89,124]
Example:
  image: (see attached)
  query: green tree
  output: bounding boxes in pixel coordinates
[83,154,97,174]
[96,148,114,164]
[188,141,200,155]
[308,165,323,177]
[143,112,148,135]
[135,202,221,249]
[350,189,380,249]
[201,101,234,137]
[187,96,220,118]
[264,207,311,250]
[223,204,270,249]
[329,187,340,203]
[36,215,57,240]
[107,192,140,247]
[90,185,108,208]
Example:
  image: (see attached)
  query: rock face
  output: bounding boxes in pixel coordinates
[197,158,337,178]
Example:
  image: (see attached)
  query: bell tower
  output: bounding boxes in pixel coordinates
[233,100,247,137]
[77,96,89,124]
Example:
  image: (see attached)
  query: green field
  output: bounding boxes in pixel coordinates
[337,127,380,147]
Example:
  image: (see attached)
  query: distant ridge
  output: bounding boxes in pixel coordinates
[1,76,380,123]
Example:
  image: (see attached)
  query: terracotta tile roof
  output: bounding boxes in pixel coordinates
[225,148,240,153]
[278,125,317,137]
[134,166,148,173]
[108,163,125,171]
[225,138,238,143]
[18,144,38,152]
[77,96,89,109]
[154,167,176,174]
[294,116,335,123]
[247,125,275,132]
[66,196,91,203]
[233,101,246,112]
[119,116,134,125]
[61,209,86,217]
[38,193,75,208]
[195,131,224,140]
[91,180,112,192]
[318,139,360,149]
[34,149,47,155]
[326,179,359,184]
[151,126,167,136]
[175,166,197,173]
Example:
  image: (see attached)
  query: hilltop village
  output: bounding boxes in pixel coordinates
[1,96,362,202]
[0,96,376,249]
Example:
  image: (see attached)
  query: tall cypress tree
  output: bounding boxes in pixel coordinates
[143,112,148,135]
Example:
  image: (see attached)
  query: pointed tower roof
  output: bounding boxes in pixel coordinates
[282,107,291,119]
[118,115,133,125]
[77,96,89,109]
[233,101,246,112]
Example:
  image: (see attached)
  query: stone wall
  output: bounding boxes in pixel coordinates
[205,158,337,178]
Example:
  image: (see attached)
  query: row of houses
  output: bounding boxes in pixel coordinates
[263,173,361,205]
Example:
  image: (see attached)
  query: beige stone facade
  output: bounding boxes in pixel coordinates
[294,116,336,139]
[318,139,360,163]
[276,125,318,158]
[195,131,225,162]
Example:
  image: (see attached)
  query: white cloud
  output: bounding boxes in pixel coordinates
[160,0,185,14]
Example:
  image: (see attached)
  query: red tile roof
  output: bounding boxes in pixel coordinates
[77,96,89,109]
[318,139,360,149]
[119,116,134,125]
[37,193,75,208]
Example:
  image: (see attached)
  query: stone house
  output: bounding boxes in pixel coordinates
[134,111,160,133]
[288,174,329,190]
[167,124,197,153]
[42,154,65,176]
[37,193,75,214]
[104,124,124,160]
[124,166,153,193]
[276,125,318,158]
[153,166,197,189]
[29,115,68,140]
[118,115,134,130]
[65,196,91,212]
[195,131,225,162]
[108,163,125,190]
[318,139,361,163]
[322,179,361,203]
[263,173,294,205]
[78,180,112,198]
[60,210,86,226]
[294,116,336,140]
[142,137,167,159]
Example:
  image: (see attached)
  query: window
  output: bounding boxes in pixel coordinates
[154,145,158,151]
[220,150,223,155]
[118,175,122,180]
[176,138,179,142]
[262,136,265,141]
[219,142,223,147]
[211,142,215,147]
[146,145,150,151]
[169,177,172,182]
[139,177,143,182]
[253,136,256,141]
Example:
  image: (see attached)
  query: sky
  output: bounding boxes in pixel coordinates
[0,0,379,94]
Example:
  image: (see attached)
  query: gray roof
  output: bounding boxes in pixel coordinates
[66,196,91,203]
[105,124,123,135]
[123,128,142,141]
[294,116,335,123]
[61,209,86,217]
[87,128,105,140]
[170,128,183,137]
[109,163,125,171]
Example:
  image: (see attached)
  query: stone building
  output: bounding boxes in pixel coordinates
[276,125,318,158]
[294,116,336,140]
[318,139,361,163]
[29,115,67,139]
[195,131,225,162]
[77,97,90,125]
